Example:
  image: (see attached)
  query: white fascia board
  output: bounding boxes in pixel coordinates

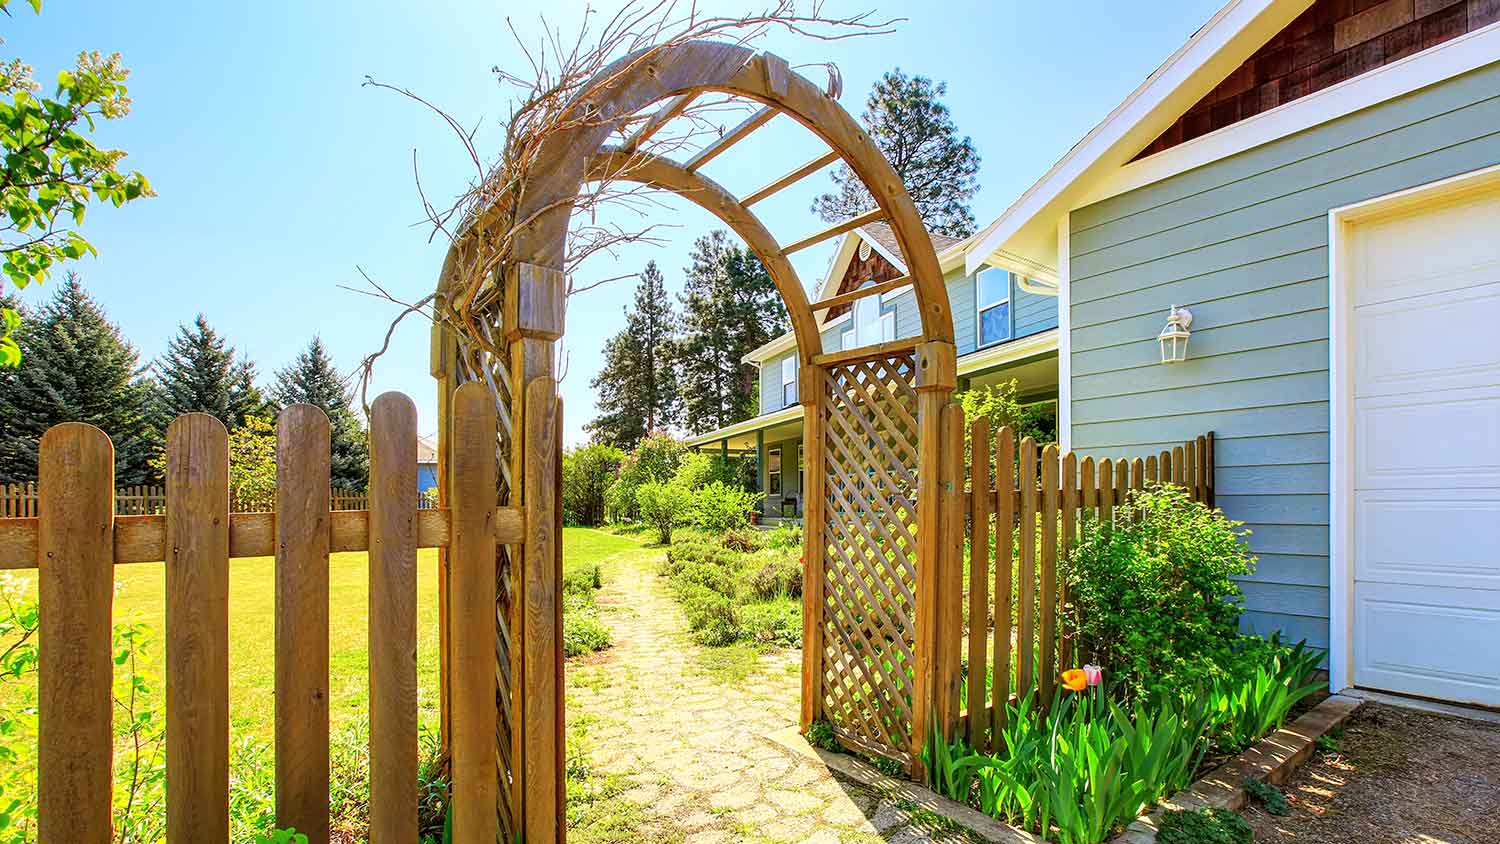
[682,405,803,447]
[957,327,1058,375]
[962,0,1311,276]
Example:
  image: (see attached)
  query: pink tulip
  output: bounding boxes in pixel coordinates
[1083,664,1103,687]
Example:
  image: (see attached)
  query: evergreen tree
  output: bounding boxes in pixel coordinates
[586,261,680,448]
[812,68,981,237]
[0,274,158,484]
[271,337,368,488]
[154,314,265,430]
[675,231,787,434]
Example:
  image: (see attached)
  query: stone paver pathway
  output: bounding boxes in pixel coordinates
[567,545,969,844]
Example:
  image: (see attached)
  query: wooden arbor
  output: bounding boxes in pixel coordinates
[430,41,959,841]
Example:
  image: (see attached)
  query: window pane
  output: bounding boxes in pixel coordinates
[842,329,855,350]
[980,302,1011,345]
[978,268,1010,307]
[768,449,782,472]
[881,312,895,341]
[854,296,880,344]
[782,355,796,384]
[768,472,782,495]
[783,380,797,406]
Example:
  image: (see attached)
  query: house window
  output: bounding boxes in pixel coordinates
[842,286,892,350]
[978,267,1012,347]
[768,448,783,496]
[781,356,797,407]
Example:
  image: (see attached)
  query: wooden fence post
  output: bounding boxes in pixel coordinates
[369,393,419,844]
[37,423,114,844]
[165,414,230,844]
[1039,444,1059,704]
[992,427,1014,737]
[276,404,332,844]
[800,362,826,732]
[911,340,955,779]
[523,378,563,844]
[935,403,966,742]
[1016,437,1038,703]
[451,381,500,844]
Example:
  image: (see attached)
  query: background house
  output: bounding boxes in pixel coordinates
[965,0,1500,707]
[687,222,1060,519]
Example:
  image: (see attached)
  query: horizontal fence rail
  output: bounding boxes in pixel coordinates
[0,482,438,517]
[15,394,507,844]
[951,420,1215,752]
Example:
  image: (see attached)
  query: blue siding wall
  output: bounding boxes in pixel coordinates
[759,322,847,414]
[1067,62,1500,649]
[1014,283,1059,338]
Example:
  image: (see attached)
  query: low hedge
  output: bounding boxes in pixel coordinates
[658,531,802,648]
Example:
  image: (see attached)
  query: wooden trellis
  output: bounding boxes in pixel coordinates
[430,39,960,837]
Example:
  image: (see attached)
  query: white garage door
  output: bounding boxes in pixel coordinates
[1350,180,1500,707]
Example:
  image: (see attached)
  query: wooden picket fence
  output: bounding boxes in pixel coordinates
[1,482,435,517]
[0,389,523,844]
[945,411,1214,754]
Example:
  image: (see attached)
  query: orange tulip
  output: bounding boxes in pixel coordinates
[1061,668,1088,692]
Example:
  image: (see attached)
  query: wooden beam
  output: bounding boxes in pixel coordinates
[781,208,884,256]
[685,106,776,172]
[810,274,911,313]
[811,337,919,368]
[742,150,839,206]
[618,93,695,154]
[0,507,525,569]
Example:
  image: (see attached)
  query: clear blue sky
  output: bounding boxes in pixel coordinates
[7,0,1222,446]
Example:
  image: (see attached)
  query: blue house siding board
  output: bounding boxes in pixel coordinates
[1073,309,1330,375]
[1072,93,1500,256]
[1073,130,1500,281]
[1012,284,1058,338]
[1067,64,1500,647]
[1070,247,1326,329]
[1072,341,1329,402]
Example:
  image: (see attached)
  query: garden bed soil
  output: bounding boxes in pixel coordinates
[1242,701,1500,844]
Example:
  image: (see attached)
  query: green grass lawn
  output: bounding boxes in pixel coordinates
[0,526,642,741]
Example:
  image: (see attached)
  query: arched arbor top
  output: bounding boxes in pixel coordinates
[436,39,956,366]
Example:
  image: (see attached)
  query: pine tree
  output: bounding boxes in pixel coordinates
[271,337,369,488]
[154,314,265,430]
[676,231,788,434]
[0,274,159,484]
[812,68,981,237]
[586,261,680,449]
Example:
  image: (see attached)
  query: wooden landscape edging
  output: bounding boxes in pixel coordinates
[0,505,524,569]
[1110,694,1363,844]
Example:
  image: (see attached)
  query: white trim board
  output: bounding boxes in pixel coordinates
[1056,216,1073,453]
[1088,20,1500,206]
[1324,162,1500,696]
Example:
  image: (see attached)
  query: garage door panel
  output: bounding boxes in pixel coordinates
[1353,582,1500,707]
[1354,390,1500,490]
[1355,282,1500,397]
[1354,492,1500,590]
[1353,188,1500,306]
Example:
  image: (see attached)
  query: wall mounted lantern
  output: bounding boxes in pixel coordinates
[1158,305,1193,364]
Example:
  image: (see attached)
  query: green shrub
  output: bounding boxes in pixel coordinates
[1156,808,1252,844]
[563,443,624,526]
[635,481,693,545]
[690,481,764,534]
[737,600,801,646]
[745,554,802,600]
[805,720,838,751]
[661,540,739,577]
[721,528,761,553]
[672,451,739,490]
[1066,485,1255,698]
[607,433,686,522]
[764,523,804,552]
[563,560,603,595]
[675,582,739,646]
[563,609,612,657]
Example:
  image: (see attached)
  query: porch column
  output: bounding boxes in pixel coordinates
[755,429,766,514]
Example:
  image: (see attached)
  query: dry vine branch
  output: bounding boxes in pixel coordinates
[356,0,899,414]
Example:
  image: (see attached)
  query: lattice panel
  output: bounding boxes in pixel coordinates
[818,353,920,761]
